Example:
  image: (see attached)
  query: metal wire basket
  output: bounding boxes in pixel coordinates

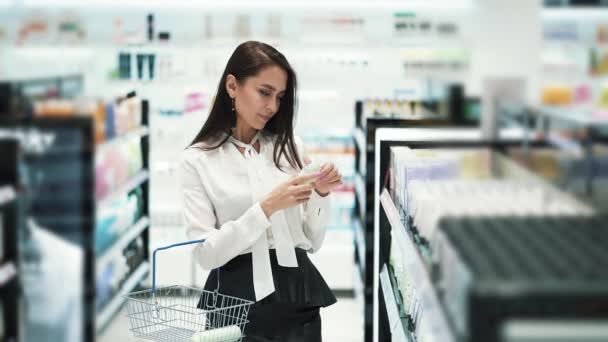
[125,239,254,342]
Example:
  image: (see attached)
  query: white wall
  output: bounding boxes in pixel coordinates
[469,0,542,104]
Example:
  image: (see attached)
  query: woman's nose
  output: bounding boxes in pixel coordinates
[266,98,279,114]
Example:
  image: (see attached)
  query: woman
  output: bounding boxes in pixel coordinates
[179,41,342,341]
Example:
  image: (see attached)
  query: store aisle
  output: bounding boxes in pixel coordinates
[98,295,363,341]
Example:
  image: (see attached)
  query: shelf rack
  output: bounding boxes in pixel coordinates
[352,103,453,342]
[0,139,21,342]
[0,75,151,341]
[373,128,564,342]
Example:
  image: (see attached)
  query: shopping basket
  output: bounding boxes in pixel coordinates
[125,239,254,342]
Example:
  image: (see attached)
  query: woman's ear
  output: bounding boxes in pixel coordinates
[226,74,238,98]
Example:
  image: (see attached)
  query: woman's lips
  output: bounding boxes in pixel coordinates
[258,113,272,121]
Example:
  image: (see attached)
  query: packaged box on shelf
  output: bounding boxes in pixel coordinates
[95,135,143,200]
[388,235,414,316]
[33,94,143,145]
[95,188,144,255]
[390,147,594,245]
[389,147,476,222]
[508,145,608,182]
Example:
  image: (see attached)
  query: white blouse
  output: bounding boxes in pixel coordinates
[179,132,331,301]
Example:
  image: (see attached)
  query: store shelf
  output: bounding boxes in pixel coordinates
[97,170,149,209]
[96,216,150,271]
[380,264,411,342]
[104,78,215,89]
[96,126,150,153]
[0,186,16,207]
[355,172,366,218]
[353,258,365,310]
[360,149,368,176]
[380,189,455,342]
[537,105,608,127]
[96,261,150,332]
[354,216,366,279]
[545,131,585,158]
[0,262,17,288]
[354,127,371,152]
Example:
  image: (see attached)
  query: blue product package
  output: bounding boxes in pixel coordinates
[105,102,115,139]
[96,263,114,310]
[95,214,117,254]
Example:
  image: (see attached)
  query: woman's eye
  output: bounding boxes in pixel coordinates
[259,90,271,97]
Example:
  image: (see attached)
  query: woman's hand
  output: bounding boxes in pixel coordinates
[314,162,342,196]
[260,173,320,218]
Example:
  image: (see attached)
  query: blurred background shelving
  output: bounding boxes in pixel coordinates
[2,1,608,341]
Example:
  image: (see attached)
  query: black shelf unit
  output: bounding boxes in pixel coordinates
[0,75,150,341]
[0,139,22,342]
[353,102,462,342]
[376,138,531,342]
[0,74,83,118]
[374,135,608,342]
[380,186,608,342]
[94,98,151,333]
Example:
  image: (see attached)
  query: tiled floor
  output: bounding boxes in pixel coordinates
[98,295,364,341]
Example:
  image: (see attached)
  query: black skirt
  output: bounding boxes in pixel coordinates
[201,248,336,307]
[198,248,337,340]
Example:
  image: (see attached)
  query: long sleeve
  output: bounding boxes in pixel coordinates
[294,136,332,253]
[303,190,331,252]
[179,157,271,270]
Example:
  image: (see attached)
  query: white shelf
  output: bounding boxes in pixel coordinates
[96,261,150,332]
[21,0,473,10]
[545,131,585,158]
[0,186,16,207]
[97,170,149,209]
[354,216,366,276]
[537,106,608,127]
[0,262,17,287]
[380,189,455,342]
[543,8,608,20]
[96,216,150,271]
[96,126,150,154]
[353,258,365,314]
[355,172,366,218]
[380,264,410,342]
[360,149,367,177]
[374,127,526,143]
[354,127,369,152]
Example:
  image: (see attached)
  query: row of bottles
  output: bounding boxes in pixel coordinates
[362,98,443,119]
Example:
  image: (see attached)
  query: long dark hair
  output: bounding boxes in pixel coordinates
[189,41,302,171]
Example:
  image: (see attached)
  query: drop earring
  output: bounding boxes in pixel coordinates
[230,97,236,128]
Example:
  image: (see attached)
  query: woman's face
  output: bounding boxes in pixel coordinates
[228,65,288,131]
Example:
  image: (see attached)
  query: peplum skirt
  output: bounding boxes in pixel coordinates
[197,248,337,341]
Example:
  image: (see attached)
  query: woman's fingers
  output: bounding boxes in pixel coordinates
[321,166,339,180]
[319,163,335,177]
[328,179,343,186]
[291,183,315,193]
[290,183,313,201]
[323,173,341,183]
[295,194,312,202]
[290,173,320,185]
[320,172,335,182]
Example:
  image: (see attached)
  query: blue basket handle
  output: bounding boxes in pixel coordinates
[152,239,205,293]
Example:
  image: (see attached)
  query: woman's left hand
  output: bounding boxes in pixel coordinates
[314,162,343,196]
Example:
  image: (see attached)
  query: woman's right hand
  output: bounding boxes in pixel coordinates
[260,173,320,218]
